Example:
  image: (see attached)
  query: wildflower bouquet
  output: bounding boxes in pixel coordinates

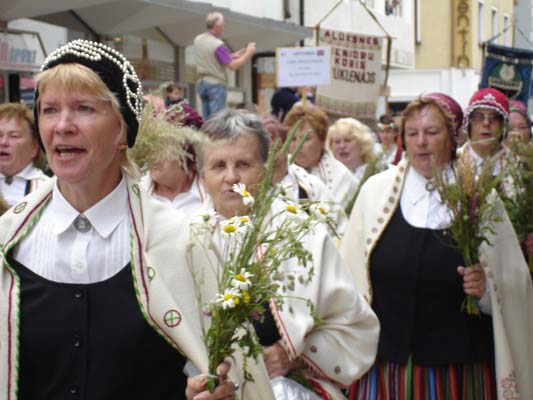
[501,138,533,271]
[433,156,502,315]
[130,102,208,173]
[187,133,329,391]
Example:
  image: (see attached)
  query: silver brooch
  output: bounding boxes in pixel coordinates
[73,214,91,233]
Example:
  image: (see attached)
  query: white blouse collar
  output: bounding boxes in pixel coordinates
[0,162,43,180]
[50,175,129,238]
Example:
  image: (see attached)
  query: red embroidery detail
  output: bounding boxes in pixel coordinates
[501,371,520,400]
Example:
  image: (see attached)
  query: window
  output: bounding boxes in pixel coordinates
[415,0,422,44]
[491,8,498,41]
[478,1,485,44]
[503,14,511,46]
[385,0,401,16]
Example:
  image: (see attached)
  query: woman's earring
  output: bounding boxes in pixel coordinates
[118,143,128,150]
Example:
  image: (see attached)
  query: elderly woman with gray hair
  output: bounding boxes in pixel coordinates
[189,109,379,400]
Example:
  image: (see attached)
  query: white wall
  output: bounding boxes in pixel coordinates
[389,68,481,108]
[188,0,285,21]
[514,0,533,49]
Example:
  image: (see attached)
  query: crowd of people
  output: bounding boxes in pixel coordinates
[0,36,532,400]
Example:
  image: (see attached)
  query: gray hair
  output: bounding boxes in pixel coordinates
[197,109,271,175]
[206,12,223,29]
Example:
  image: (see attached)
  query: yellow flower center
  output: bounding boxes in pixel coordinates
[318,207,326,214]
[243,291,251,304]
[223,293,234,301]
[242,191,250,197]
[239,216,249,224]
[235,274,246,282]
[233,297,240,305]
[287,204,297,214]
[223,224,237,234]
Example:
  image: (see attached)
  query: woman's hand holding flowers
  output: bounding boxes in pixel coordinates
[457,263,486,299]
[186,361,235,400]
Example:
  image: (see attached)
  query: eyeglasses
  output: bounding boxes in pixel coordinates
[377,122,397,131]
[469,112,503,124]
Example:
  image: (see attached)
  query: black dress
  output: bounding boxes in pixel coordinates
[351,207,496,399]
[9,254,187,400]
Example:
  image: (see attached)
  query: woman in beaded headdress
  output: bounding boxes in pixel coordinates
[0,40,235,400]
[341,93,533,399]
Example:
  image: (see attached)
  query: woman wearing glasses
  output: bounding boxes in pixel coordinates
[459,88,508,176]
[375,114,403,167]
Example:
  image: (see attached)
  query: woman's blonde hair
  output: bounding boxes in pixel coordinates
[35,63,139,178]
[327,118,377,163]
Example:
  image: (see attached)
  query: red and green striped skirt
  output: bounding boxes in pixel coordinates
[349,357,495,400]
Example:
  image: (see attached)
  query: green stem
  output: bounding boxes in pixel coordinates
[462,247,480,316]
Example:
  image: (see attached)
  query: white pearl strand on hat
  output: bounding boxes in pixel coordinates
[41,39,143,123]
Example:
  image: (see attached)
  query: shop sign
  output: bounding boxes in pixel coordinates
[0,31,46,72]
[453,0,472,68]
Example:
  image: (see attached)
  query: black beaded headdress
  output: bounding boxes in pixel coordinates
[34,39,143,147]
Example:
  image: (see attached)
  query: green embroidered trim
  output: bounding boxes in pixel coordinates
[1,197,50,400]
[128,230,186,357]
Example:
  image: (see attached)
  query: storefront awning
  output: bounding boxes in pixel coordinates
[0,0,312,53]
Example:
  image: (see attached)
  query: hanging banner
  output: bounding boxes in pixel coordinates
[316,29,383,119]
[480,43,533,103]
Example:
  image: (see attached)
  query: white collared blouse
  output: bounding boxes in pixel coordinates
[0,163,50,206]
[13,175,130,284]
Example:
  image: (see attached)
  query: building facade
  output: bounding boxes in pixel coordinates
[0,0,309,108]
[514,0,532,50]
[391,0,515,110]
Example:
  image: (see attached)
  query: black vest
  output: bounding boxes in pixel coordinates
[370,207,494,365]
[10,255,187,400]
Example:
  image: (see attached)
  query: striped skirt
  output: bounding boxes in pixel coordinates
[349,357,496,400]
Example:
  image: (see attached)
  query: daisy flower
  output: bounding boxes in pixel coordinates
[310,203,330,222]
[217,288,242,310]
[231,268,254,290]
[221,219,239,236]
[233,183,255,206]
[284,202,305,223]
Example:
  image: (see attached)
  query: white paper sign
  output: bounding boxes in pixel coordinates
[276,47,331,88]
